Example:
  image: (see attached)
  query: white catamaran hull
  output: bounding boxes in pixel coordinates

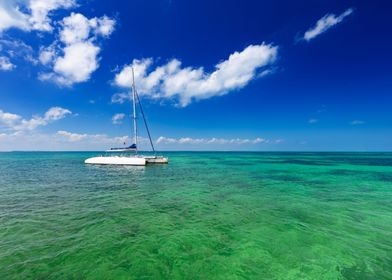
[144,156,169,164]
[84,68,168,166]
[85,156,146,166]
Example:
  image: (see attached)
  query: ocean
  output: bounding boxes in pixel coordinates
[0,152,391,279]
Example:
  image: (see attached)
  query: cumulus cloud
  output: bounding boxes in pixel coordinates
[41,41,100,85]
[0,0,76,33]
[114,43,278,106]
[0,56,15,71]
[28,0,76,32]
[112,113,125,124]
[303,8,353,41]
[308,118,318,124]
[0,2,115,81]
[89,15,116,37]
[39,12,116,86]
[0,106,71,131]
[59,12,92,44]
[44,106,72,120]
[156,136,268,145]
[38,44,56,65]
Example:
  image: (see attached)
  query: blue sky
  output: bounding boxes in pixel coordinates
[0,0,391,151]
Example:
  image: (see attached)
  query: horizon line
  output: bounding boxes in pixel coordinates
[1,150,391,153]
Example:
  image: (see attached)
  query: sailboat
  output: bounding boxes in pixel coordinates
[85,68,168,166]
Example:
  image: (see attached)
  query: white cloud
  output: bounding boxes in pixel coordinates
[44,41,100,85]
[0,130,134,151]
[17,116,48,130]
[350,120,365,125]
[303,8,353,41]
[0,1,116,84]
[56,130,87,142]
[0,38,36,66]
[56,130,129,143]
[308,118,318,124]
[0,56,15,71]
[0,1,30,32]
[59,12,91,44]
[0,38,33,54]
[114,43,278,106]
[40,12,116,86]
[89,15,116,37]
[112,113,125,124]
[28,0,76,32]
[0,109,22,126]
[0,131,21,138]
[156,136,268,145]
[111,92,131,104]
[0,106,71,131]
[44,106,72,120]
[0,130,282,151]
[0,0,76,33]
[39,44,56,65]
[0,2,115,80]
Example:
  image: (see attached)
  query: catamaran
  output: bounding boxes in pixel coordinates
[85,68,168,166]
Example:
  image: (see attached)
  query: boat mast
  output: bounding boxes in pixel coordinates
[135,89,156,154]
[131,68,138,153]
[130,67,156,155]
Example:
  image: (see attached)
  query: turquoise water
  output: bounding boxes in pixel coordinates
[0,152,391,279]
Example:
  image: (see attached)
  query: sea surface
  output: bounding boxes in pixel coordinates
[0,152,391,279]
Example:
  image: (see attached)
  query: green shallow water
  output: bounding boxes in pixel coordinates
[0,152,391,279]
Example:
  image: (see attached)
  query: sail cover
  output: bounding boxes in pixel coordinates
[106,143,137,152]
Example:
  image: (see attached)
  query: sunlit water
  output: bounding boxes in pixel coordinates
[0,152,391,279]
